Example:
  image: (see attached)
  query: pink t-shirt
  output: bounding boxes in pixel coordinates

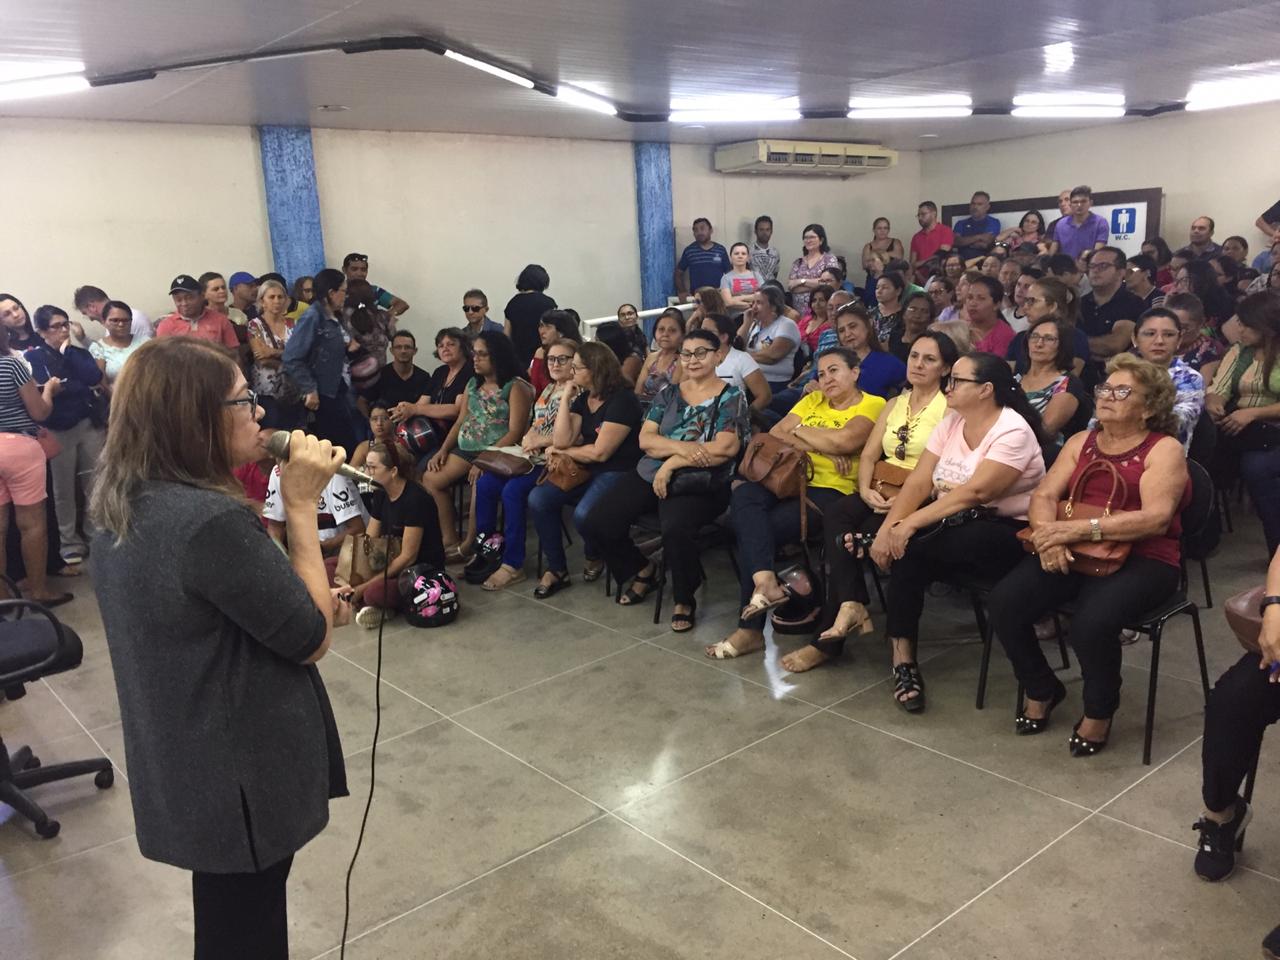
[972,318,1015,357]
[925,407,1045,519]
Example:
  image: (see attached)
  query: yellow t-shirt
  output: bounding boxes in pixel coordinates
[880,389,948,469]
[788,390,887,493]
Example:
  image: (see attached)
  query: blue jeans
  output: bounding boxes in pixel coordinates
[527,470,626,573]
[474,468,543,569]
[1241,446,1280,557]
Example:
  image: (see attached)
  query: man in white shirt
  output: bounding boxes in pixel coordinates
[263,466,368,559]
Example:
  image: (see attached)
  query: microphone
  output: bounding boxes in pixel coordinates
[265,430,377,485]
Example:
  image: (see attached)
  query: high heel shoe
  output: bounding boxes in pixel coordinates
[1014,680,1067,736]
[817,601,874,642]
[1068,717,1112,757]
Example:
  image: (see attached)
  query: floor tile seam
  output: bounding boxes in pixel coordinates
[607,709,829,816]
[304,812,612,960]
[1092,734,1205,814]
[634,637,831,709]
[37,678,128,785]
[818,641,963,712]
[329,650,447,716]
[882,813,1096,960]
[446,640,648,720]
[0,832,137,882]
[607,813,861,960]
[496,583,675,638]
[1091,811,1280,885]
[340,717,445,761]
[827,713,1096,813]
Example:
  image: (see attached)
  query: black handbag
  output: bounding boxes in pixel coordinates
[636,385,734,495]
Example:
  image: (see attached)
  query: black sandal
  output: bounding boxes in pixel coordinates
[1068,717,1112,757]
[670,600,697,633]
[533,571,571,599]
[892,662,926,713]
[619,568,658,606]
[1015,680,1068,736]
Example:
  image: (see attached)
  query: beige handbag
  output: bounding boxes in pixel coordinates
[336,533,402,587]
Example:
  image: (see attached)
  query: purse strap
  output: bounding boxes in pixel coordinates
[1066,456,1128,517]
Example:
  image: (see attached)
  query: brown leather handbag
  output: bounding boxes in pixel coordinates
[738,433,818,538]
[538,451,589,492]
[473,448,534,478]
[1017,459,1132,576]
[1225,586,1265,654]
[870,460,912,501]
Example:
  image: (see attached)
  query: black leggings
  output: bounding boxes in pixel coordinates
[988,554,1179,719]
[884,517,1027,643]
[192,854,293,960]
[819,493,886,628]
[1202,652,1280,812]
[577,471,730,606]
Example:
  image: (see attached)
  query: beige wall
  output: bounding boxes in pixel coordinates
[313,129,641,342]
[920,100,1280,258]
[670,143,924,281]
[0,118,272,322]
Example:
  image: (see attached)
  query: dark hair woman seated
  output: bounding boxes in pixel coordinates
[708,347,885,661]
[988,354,1189,756]
[868,352,1048,713]
[578,329,749,631]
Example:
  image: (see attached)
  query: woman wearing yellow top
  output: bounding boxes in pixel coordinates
[781,330,959,673]
[1206,292,1280,555]
[708,347,885,660]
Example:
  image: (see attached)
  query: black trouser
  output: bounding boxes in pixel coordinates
[1202,652,1280,812]
[578,470,729,607]
[192,854,293,960]
[312,384,358,453]
[884,517,1026,643]
[819,494,885,625]
[989,553,1180,719]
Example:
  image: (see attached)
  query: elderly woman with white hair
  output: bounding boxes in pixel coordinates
[247,278,303,429]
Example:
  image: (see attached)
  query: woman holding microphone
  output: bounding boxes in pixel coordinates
[90,336,351,960]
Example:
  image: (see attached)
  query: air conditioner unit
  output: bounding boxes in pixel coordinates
[714,139,898,176]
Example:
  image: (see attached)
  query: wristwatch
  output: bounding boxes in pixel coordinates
[1260,596,1280,616]
[1089,518,1102,542]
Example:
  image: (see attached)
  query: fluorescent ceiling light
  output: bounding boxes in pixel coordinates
[443,50,534,89]
[1043,42,1075,74]
[1185,76,1280,111]
[0,74,90,102]
[669,96,800,123]
[1012,92,1125,107]
[555,85,617,116]
[0,58,85,84]
[847,94,972,118]
[1011,105,1126,118]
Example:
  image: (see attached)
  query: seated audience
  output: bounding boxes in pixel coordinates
[529,309,581,394]
[1016,316,1091,450]
[89,300,144,392]
[1206,293,1280,555]
[797,284,834,354]
[720,243,764,312]
[246,279,300,429]
[580,329,750,630]
[709,347,885,660]
[740,286,801,392]
[927,276,956,321]
[636,308,685,409]
[1124,254,1165,311]
[689,286,727,331]
[989,355,1188,755]
[0,325,71,605]
[872,271,906,345]
[868,353,1048,711]
[1045,253,1084,293]
[929,318,973,354]
[290,275,313,310]
[1131,307,1205,451]
[1007,276,1089,377]
[282,268,359,452]
[388,329,472,447]
[861,250,887,307]
[263,453,368,562]
[942,252,966,285]
[461,288,503,339]
[423,330,533,559]
[966,275,1016,357]
[1141,236,1176,287]
[471,339,577,590]
[708,312,771,412]
[890,291,936,362]
[978,254,1003,277]
[28,304,105,567]
[349,403,398,469]
[528,342,643,597]
[614,303,649,380]
[785,331,958,673]
[819,303,905,399]
[1176,258,1235,334]
[1006,265,1045,334]
[349,440,444,627]
[997,210,1050,254]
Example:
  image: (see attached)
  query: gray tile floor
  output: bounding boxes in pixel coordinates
[1,518,1277,959]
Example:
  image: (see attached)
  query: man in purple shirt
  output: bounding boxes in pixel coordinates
[1051,185,1109,260]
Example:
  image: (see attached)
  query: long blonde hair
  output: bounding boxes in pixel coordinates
[90,338,246,539]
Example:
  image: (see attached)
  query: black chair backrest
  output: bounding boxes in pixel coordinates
[1189,408,1217,467]
[1182,457,1221,561]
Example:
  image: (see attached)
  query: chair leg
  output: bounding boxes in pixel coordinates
[0,780,53,833]
[1144,625,1162,766]
[1199,558,1213,610]
[14,756,112,789]
[973,594,992,710]
[652,560,666,626]
[870,563,887,613]
[1188,604,1211,703]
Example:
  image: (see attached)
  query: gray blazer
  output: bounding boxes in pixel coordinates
[92,482,346,874]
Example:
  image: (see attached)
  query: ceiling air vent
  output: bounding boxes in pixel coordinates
[715,140,899,176]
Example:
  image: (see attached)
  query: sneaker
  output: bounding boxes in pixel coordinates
[355,606,393,629]
[1192,797,1252,882]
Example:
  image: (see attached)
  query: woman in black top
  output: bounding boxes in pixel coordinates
[391,327,474,446]
[90,336,351,960]
[504,264,557,368]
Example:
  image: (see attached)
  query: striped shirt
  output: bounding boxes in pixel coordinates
[0,355,36,434]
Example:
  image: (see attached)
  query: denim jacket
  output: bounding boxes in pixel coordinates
[283,303,347,398]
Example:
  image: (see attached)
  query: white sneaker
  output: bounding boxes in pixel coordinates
[355,606,392,629]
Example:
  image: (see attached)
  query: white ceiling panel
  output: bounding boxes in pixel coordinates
[1,0,1278,149]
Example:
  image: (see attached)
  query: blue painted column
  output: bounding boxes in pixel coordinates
[257,125,327,283]
[633,142,675,316]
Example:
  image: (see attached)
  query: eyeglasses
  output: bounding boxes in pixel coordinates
[46,321,70,330]
[1021,296,1046,307]
[944,374,983,392]
[1093,383,1134,400]
[1136,328,1178,340]
[1027,332,1059,344]
[678,347,715,362]
[894,424,910,461]
[569,362,587,372]
[1089,261,1119,272]
[473,349,490,359]
[546,354,574,366]
[462,305,486,313]
[223,388,258,410]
